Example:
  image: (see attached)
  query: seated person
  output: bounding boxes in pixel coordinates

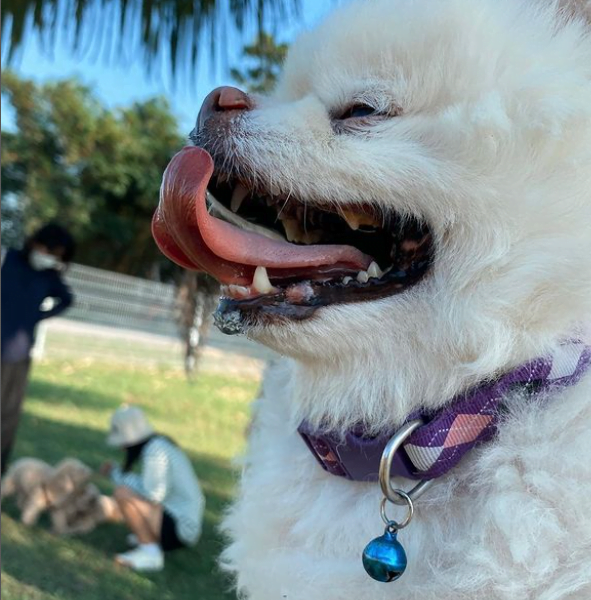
[100,405,205,572]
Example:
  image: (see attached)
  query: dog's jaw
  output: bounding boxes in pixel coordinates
[250,285,591,436]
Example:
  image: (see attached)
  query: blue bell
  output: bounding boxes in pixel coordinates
[362,527,407,582]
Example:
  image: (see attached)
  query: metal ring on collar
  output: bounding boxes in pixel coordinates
[380,491,414,530]
[379,418,435,505]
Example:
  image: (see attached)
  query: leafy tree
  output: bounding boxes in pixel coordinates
[1,70,184,277]
[1,0,301,79]
[231,32,288,93]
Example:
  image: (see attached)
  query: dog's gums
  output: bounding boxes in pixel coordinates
[153,146,433,328]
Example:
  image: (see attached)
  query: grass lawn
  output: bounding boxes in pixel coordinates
[1,357,261,600]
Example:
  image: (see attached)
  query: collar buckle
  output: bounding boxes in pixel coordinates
[379,419,434,504]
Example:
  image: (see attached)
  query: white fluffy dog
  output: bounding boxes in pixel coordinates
[153,0,591,598]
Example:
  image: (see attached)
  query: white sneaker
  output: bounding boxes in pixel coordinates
[115,546,164,572]
[126,533,139,547]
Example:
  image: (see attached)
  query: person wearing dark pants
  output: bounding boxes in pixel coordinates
[1,223,75,474]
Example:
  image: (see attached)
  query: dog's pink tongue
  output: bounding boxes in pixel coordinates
[152,146,372,284]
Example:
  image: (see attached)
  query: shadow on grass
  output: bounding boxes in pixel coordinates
[27,377,128,413]
[3,413,239,600]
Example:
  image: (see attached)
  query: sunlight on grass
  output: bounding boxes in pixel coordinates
[1,358,261,600]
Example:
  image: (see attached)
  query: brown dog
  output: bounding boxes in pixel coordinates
[1,457,107,534]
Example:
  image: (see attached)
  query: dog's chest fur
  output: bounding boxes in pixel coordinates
[221,360,591,600]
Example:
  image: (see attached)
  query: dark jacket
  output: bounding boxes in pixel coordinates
[1,249,73,362]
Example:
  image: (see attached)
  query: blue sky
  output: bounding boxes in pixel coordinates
[1,0,335,135]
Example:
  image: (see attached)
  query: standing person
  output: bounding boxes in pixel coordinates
[100,405,205,572]
[1,223,75,474]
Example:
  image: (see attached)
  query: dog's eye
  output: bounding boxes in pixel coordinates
[339,104,377,120]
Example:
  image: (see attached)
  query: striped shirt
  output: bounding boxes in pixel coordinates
[111,437,205,546]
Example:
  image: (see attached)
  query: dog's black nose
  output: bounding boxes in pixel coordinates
[197,86,253,131]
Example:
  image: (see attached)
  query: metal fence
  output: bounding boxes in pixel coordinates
[3,251,275,369]
[62,263,179,337]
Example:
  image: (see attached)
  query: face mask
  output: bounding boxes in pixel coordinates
[29,251,62,271]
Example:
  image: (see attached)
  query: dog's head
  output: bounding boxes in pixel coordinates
[47,459,92,506]
[154,0,591,427]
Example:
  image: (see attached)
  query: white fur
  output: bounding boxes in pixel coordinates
[222,365,591,600]
[216,1,591,598]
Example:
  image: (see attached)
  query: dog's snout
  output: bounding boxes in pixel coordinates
[197,86,253,131]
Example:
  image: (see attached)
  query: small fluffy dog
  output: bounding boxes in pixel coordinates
[51,482,111,536]
[153,0,591,598]
[1,457,107,535]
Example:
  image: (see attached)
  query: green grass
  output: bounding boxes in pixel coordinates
[1,357,260,600]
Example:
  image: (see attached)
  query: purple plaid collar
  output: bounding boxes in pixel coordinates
[299,340,591,482]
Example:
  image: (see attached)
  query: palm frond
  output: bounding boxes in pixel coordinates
[1,0,301,79]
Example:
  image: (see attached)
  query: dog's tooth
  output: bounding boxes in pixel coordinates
[341,210,361,231]
[228,284,250,298]
[301,230,323,245]
[342,276,353,285]
[356,270,369,284]
[282,219,301,242]
[367,261,382,279]
[230,184,249,213]
[296,206,306,221]
[340,209,381,231]
[220,285,230,295]
[252,266,274,294]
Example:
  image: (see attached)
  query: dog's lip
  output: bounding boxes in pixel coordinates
[152,146,373,284]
